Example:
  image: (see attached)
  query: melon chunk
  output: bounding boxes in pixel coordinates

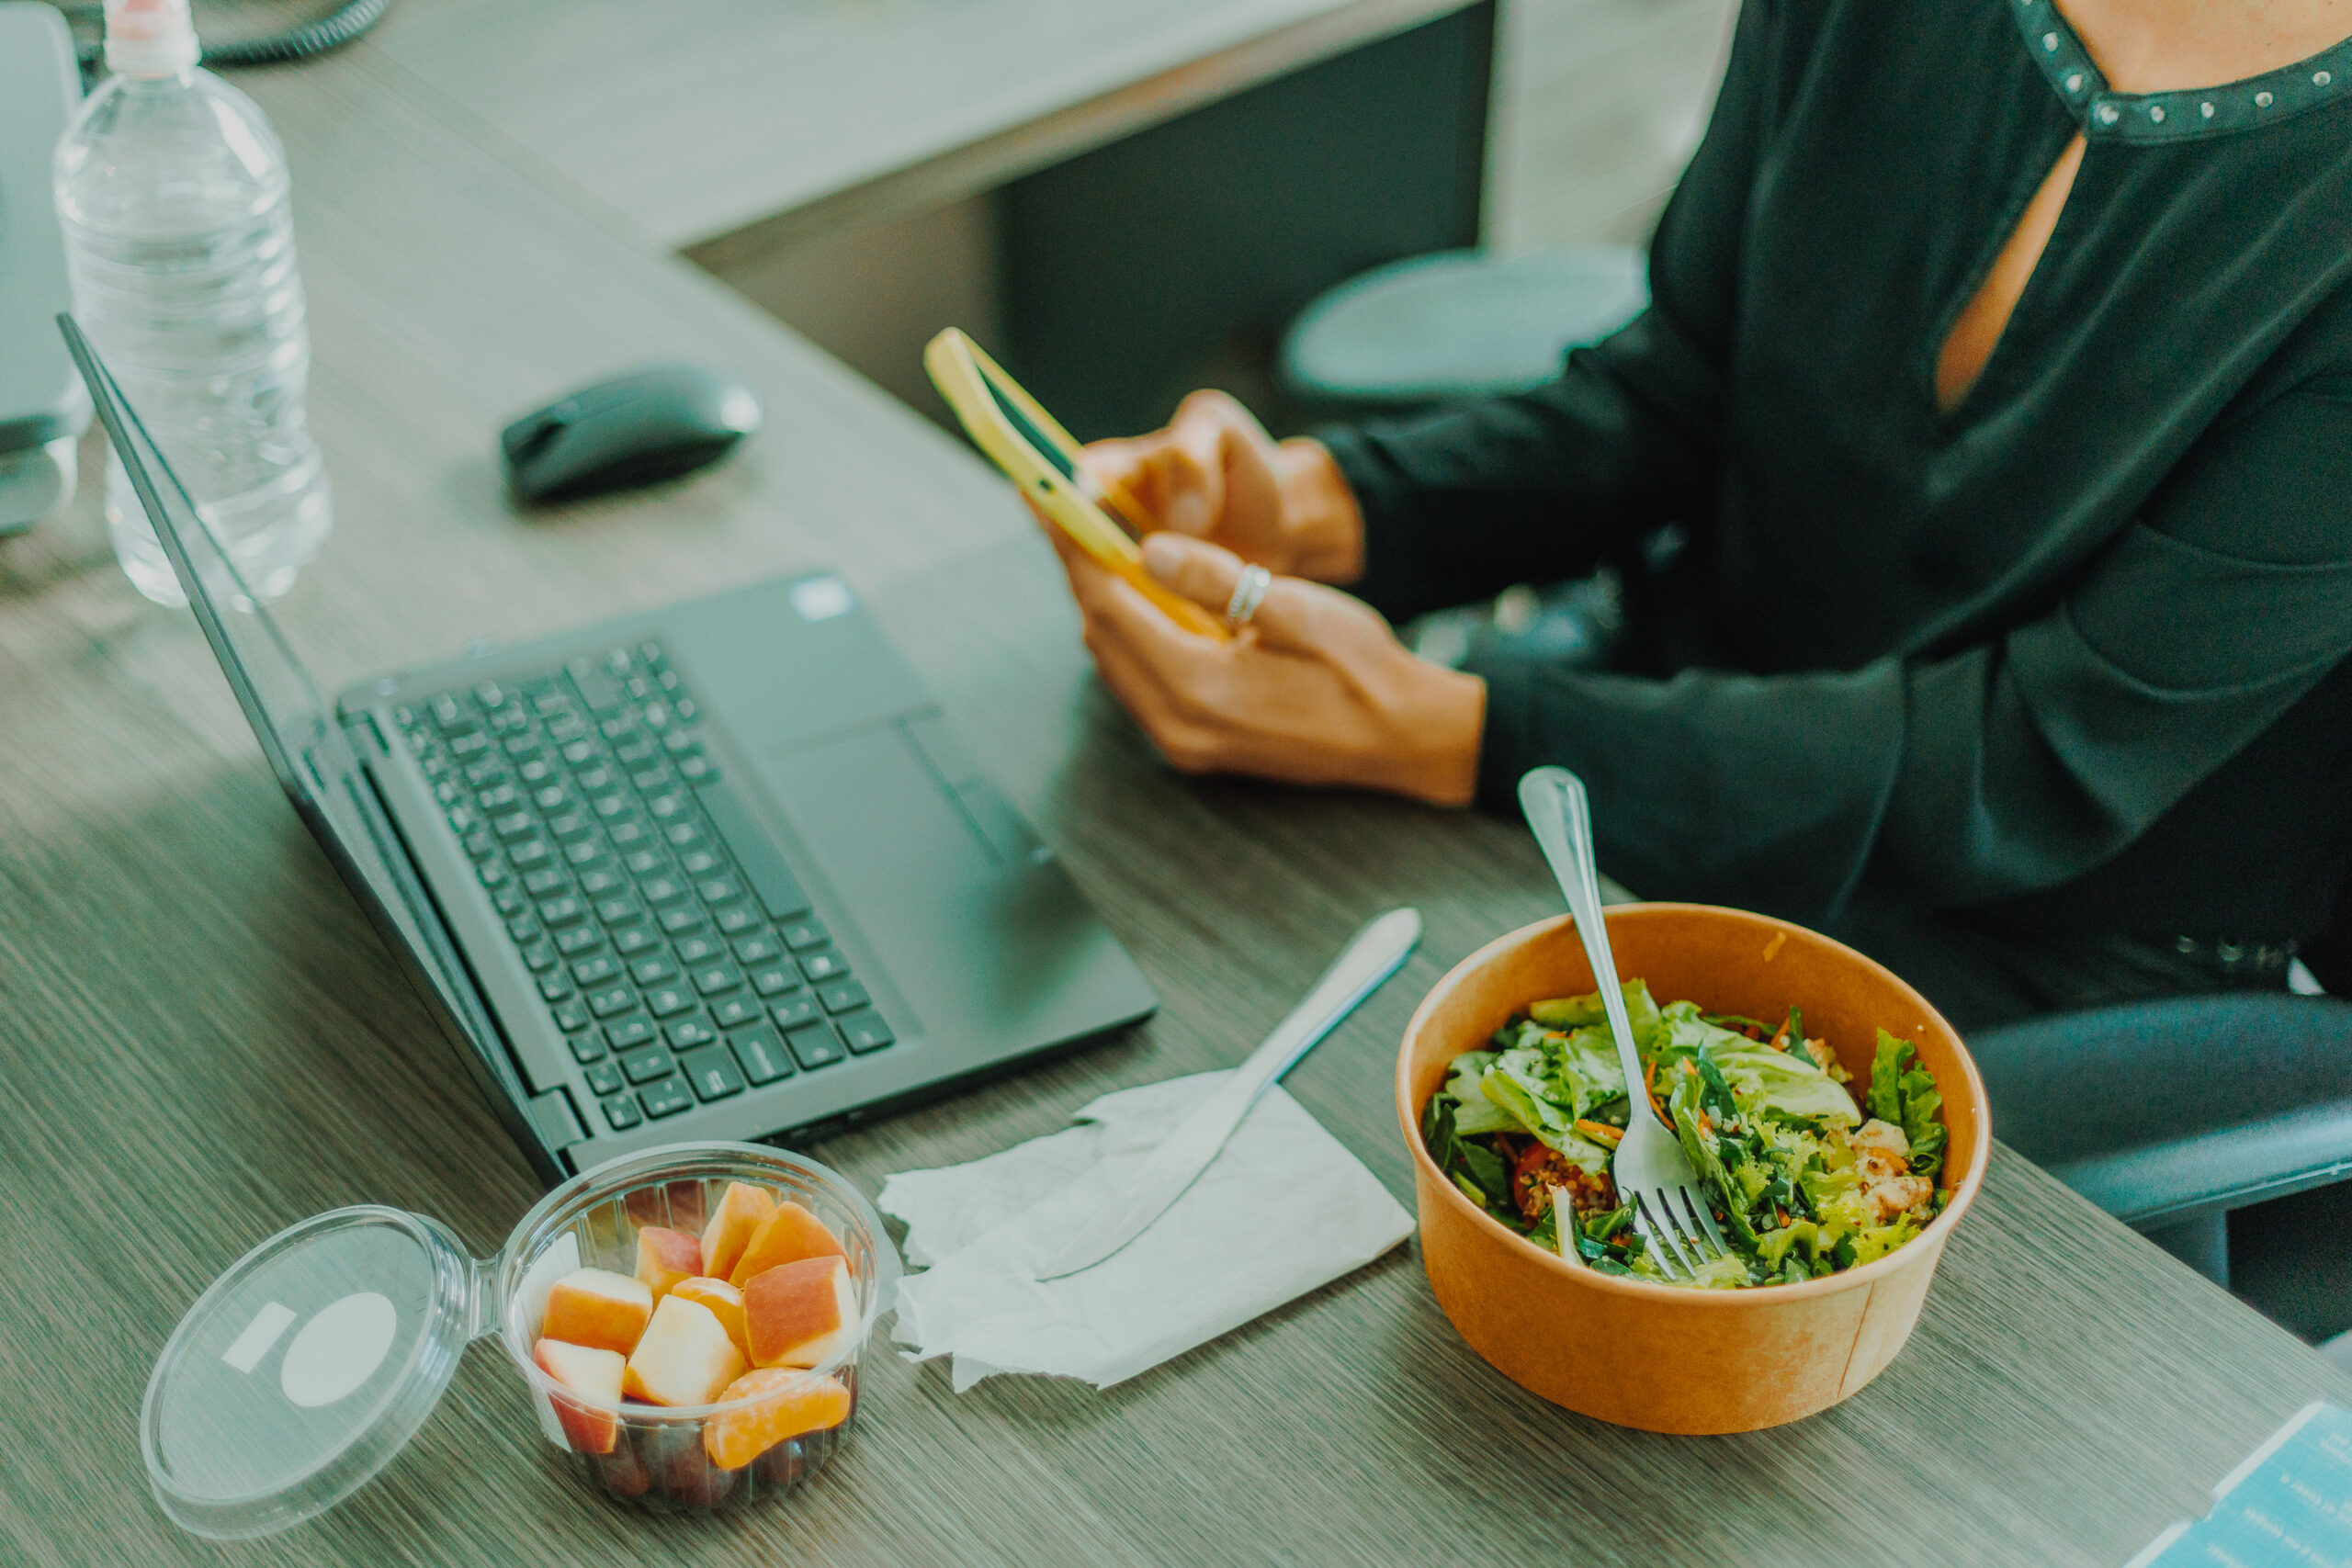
[533,1337,625,1454]
[633,1226,704,1301]
[541,1267,653,1356]
[698,1181,777,1283]
[621,1293,747,1406]
[703,1368,852,1468]
[726,1201,846,1288]
[671,1275,749,1358]
[744,1255,860,1369]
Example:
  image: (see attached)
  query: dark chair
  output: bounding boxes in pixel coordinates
[1969,991,2352,1290]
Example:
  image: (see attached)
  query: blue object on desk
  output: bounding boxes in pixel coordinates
[501,364,763,505]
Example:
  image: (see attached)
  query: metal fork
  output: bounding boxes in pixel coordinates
[1519,766,1731,1280]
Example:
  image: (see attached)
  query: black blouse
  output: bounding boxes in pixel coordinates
[1323,0,2352,945]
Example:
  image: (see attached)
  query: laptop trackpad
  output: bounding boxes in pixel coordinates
[761,725,995,895]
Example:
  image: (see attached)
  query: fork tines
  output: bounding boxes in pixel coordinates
[1633,1189,1727,1280]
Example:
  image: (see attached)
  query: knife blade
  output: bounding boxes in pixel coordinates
[1032,907,1422,1281]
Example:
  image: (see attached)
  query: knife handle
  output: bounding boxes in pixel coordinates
[1229,908,1422,1110]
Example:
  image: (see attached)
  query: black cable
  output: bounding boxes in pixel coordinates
[54,0,397,85]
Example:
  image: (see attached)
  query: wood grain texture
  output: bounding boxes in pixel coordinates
[366,0,1475,257]
[2,30,2349,1568]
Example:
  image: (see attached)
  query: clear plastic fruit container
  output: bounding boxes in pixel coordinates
[141,1142,900,1540]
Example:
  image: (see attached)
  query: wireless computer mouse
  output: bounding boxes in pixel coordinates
[501,364,763,504]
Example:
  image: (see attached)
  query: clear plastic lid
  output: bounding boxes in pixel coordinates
[140,1205,480,1540]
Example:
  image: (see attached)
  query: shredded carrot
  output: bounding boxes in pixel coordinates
[1767,1017,1792,1052]
[1697,1111,1713,1135]
[1574,1118,1623,1146]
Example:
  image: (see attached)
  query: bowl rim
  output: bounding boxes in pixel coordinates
[1395,903,1992,1306]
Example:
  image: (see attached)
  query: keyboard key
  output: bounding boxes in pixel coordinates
[677,754,715,783]
[587,986,635,1019]
[524,866,567,897]
[593,794,633,822]
[711,996,763,1030]
[585,1061,625,1097]
[517,757,556,784]
[663,821,703,850]
[798,949,850,983]
[786,1021,846,1070]
[447,805,481,836]
[646,986,694,1019]
[569,1032,606,1063]
[604,1095,643,1131]
[616,735,659,765]
[553,998,592,1032]
[519,941,557,974]
[694,964,742,997]
[678,1049,746,1102]
[608,819,649,847]
[508,839,552,869]
[629,954,679,986]
[464,757,506,786]
[577,763,617,793]
[562,839,604,866]
[751,964,801,997]
[716,906,760,935]
[780,919,829,952]
[614,926,660,956]
[538,974,573,1002]
[493,811,535,841]
[639,1077,694,1119]
[533,785,570,812]
[622,848,662,875]
[579,868,624,898]
[666,1016,718,1052]
[554,925,604,957]
[771,995,820,1031]
[429,692,465,728]
[479,859,511,887]
[674,935,724,965]
[839,1010,895,1054]
[572,954,619,986]
[506,914,537,945]
[478,783,518,811]
[596,897,642,928]
[473,681,507,708]
[818,978,870,1015]
[463,828,497,861]
[605,1016,656,1050]
[538,896,586,927]
[658,907,706,936]
[449,731,490,757]
[560,738,598,764]
[639,875,685,906]
[548,811,594,842]
[729,1025,794,1085]
[631,767,670,794]
[601,716,638,741]
[620,1046,673,1084]
[698,878,743,907]
[680,848,722,877]
[492,886,527,916]
[733,935,783,966]
[503,734,541,759]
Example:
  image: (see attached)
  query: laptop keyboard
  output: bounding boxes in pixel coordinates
[391,639,897,1134]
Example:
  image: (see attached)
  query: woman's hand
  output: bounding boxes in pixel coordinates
[1047,527,1484,807]
[1080,390,1366,584]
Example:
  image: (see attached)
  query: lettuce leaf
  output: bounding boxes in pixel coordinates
[1870,1031,1948,1184]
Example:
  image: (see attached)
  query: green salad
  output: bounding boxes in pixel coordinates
[1420,980,1949,1289]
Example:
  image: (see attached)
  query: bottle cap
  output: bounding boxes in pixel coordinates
[104,0,199,78]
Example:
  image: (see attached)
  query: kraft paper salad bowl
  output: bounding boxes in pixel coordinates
[1396,905,1991,1434]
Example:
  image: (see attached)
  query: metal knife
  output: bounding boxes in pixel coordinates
[1033,907,1423,1281]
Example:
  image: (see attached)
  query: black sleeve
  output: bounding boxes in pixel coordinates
[1320,0,1793,626]
[1468,383,2352,923]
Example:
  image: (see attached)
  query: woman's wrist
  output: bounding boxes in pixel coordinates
[1371,660,1485,807]
[1273,437,1365,583]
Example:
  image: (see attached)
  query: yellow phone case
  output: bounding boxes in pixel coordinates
[924,329,1230,641]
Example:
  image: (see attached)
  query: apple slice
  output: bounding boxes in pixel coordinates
[698,1181,777,1284]
[671,1276,748,1358]
[621,1293,747,1407]
[533,1337,626,1454]
[541,1267,653,1357]
[703,1367,853,1469]
[726,1201,846,1288]
[744,1255,861,1369]
[633,1226,704,1301]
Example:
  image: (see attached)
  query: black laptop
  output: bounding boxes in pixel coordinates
[62,318,1155,1181]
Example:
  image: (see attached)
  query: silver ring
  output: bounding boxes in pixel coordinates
[1226,564,1272,627]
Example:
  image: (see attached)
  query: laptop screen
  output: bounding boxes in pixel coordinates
[56,315,494,1059]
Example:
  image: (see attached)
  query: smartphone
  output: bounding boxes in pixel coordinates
[924,329,1229,640]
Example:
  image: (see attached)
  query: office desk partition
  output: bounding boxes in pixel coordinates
[3,28,2349,1568]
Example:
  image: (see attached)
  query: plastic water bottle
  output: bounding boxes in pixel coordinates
[53,0,331,606]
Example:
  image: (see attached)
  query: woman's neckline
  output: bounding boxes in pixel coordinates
[2013,0,2352,141]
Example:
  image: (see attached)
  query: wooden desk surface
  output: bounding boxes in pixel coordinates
[4,39,2350,1568]
[368,0,1472,258]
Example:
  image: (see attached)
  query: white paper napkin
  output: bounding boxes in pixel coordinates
[881,1071,1415,1391]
